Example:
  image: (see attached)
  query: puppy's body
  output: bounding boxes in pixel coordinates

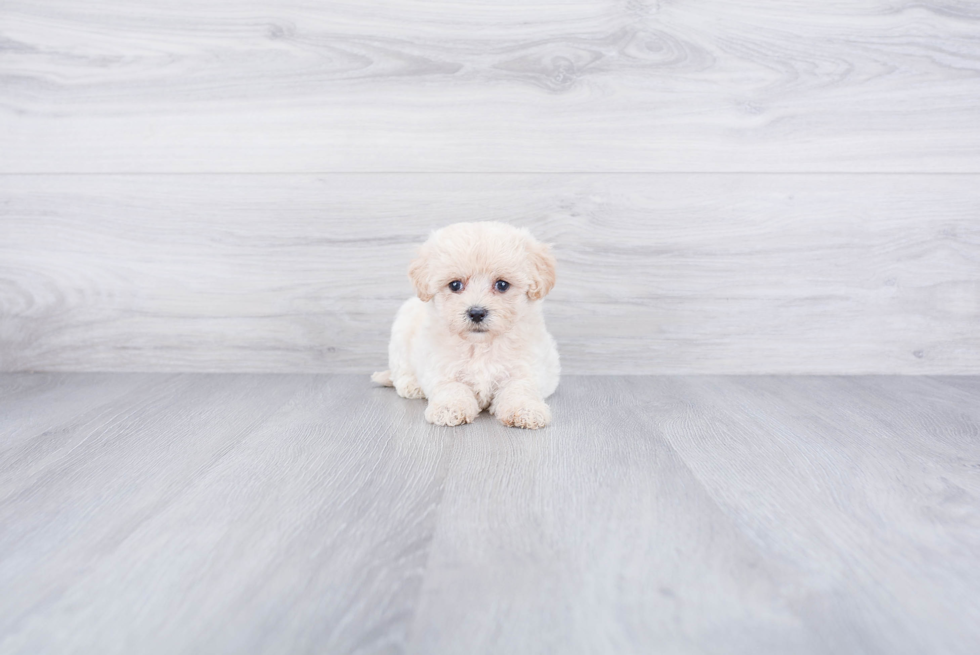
[372,222,560,429]
[386,295,560,408]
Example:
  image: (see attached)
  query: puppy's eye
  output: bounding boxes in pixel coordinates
[448,280,463,293]
[494,280,510,293]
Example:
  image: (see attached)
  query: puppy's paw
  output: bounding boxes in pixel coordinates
[498,399,551,430]
[394,376,425,400]
[425,396,479,427]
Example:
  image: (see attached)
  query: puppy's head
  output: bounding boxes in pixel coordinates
[408,222,556,340]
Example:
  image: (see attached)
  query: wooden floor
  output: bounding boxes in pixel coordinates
[1,374,978,654]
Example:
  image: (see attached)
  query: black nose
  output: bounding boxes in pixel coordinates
[467,306,488,323]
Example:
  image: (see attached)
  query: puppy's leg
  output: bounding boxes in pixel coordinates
[491,379,551,429]
[393,374,425,399]
[385,297,431,400]
[425,382,480,427]
[371,370,423,398]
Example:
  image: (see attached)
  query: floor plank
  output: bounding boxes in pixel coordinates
[1,374,978,654]
[0,374,453,654]
[636,376,980,654]
[3,1,980,172]
[407,376,819,654]
[0,373,172,459]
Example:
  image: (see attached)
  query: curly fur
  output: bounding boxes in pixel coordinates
[372,222,560,429]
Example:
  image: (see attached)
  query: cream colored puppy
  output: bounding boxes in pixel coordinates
[371,222,560,429]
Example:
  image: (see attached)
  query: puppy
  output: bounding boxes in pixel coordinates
[371,221,560,429]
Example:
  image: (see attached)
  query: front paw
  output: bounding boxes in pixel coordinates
[425,397,479,426]
[498,399,551,430]
[394,376,425,400]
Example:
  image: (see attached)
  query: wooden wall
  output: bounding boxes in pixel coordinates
[2,1,978,373]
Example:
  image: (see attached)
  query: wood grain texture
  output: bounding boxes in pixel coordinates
[408,376,819,654]
[2,173,978,374]
[631,375,980,654]
[0,373,452,654]
[2,1,980,172]
[1,373,978,654]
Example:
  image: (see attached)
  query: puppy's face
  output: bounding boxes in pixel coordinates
[408,222,556,341]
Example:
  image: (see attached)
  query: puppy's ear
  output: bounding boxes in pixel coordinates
[408,249,434,302]
[526,239,557,301]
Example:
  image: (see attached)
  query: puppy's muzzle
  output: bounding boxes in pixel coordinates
[467,306,488,324]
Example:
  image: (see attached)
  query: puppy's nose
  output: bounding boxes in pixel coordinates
[467,306,488,323]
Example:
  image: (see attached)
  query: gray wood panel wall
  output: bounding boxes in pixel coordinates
[2,1,979,374]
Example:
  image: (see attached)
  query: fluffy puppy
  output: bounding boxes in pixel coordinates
[371,222,560,429]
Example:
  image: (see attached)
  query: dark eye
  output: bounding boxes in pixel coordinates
[494,280,510,293]
[448,280,463,293]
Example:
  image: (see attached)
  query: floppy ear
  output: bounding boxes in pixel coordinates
[408,247,434,301]
[526,239,557,301]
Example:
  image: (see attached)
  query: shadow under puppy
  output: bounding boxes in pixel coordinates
[372,222,560,429]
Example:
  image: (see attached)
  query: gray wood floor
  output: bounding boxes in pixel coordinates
[1,374,977,654]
